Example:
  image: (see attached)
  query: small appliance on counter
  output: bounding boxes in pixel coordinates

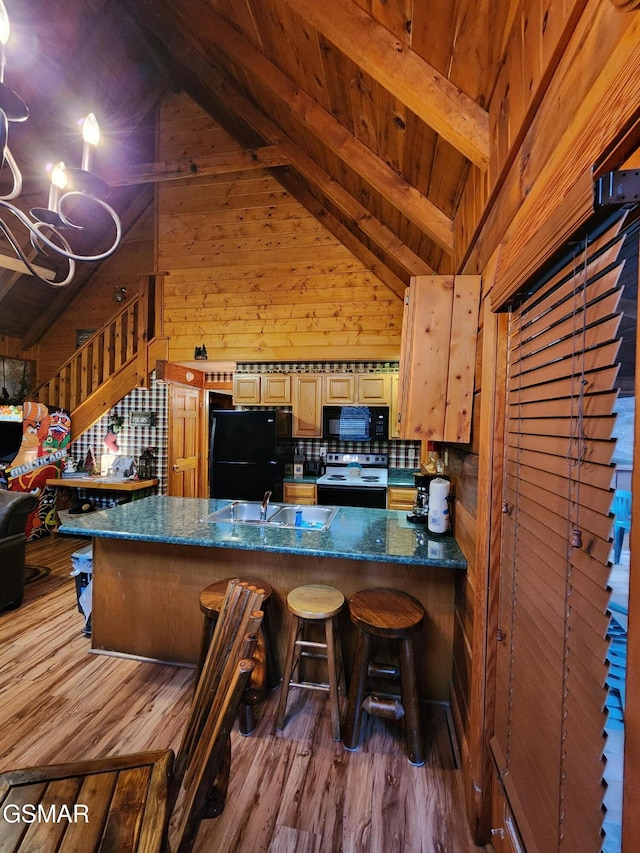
[406,473,433,524]
[304,458,325,477]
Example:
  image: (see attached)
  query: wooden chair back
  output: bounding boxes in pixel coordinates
[0,578,265,852]
[168,580,265,851]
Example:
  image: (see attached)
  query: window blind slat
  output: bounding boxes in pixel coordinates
[510,340,622,389]
[492,214,628,852]
[510,280,622,366]
[509,316,621,377]
[508,365,619,401]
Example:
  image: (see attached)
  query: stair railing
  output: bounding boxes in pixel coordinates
[32,275,165,424]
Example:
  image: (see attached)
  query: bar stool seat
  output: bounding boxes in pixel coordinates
[198,576,278,735]
[275,584,345,740]
[342,587,425,765]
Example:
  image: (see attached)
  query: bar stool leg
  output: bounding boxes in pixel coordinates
[262,608,280,690]
[399,636,424,766]
[275,614,300,731]
[325,615,341,740]
[335,617,347,696]
[342,630,372,751]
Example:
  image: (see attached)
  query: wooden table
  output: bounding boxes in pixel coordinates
[46,477,159,492]
[46,477,159,516]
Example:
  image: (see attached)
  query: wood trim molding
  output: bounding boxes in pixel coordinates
[155,360,205,389]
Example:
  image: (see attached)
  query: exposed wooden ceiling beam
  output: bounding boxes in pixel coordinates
[126,1,434,290]
[103,146,289,186]
[132,0,454,254]
[209,76,433,282]
[283,0,489,171]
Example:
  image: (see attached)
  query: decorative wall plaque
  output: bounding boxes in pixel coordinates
[129,410,156,426]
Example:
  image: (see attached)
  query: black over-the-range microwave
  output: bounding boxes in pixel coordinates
[322,405,389,442]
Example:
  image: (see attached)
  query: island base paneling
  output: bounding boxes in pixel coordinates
[91,538,455,701]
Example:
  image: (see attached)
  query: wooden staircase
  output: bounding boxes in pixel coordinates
[32,275,168,438]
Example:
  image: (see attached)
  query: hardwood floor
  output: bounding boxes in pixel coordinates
[0,534,488,853]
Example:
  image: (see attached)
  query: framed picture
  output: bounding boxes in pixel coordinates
[76,329,96,348]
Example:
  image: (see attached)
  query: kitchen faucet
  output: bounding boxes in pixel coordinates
[260,491,272,520]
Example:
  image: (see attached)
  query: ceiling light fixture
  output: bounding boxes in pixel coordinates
[0,0,121,287]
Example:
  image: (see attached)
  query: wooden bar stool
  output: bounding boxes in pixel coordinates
[342,587,426,765]
[275,584,346,741]
[198,576,278,735]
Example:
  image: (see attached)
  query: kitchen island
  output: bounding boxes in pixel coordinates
[60,496,466,700]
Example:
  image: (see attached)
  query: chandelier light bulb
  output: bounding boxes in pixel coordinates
[0,1,9,47]
[48,161,67,210]
[0,0,9,84]
[81,113,100,171]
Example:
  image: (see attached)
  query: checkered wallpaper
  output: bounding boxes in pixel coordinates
[235,360,399,374]
[70,373,168,506]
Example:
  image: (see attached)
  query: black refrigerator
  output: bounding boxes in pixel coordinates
[209,409,286,501]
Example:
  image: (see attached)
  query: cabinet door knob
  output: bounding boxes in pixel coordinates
[172,464,180,471]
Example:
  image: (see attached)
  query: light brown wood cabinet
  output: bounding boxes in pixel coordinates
[387,487,416,510]
[283,482,317,505]
[397,275,481,443]
[323,373,356,403]
[357,374,391,404]
[261,373,291,403]
[291,375,323,437]
[323,373,391,405]
[232,373,291,405]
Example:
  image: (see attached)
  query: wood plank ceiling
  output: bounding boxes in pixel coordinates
[0,0,511,342]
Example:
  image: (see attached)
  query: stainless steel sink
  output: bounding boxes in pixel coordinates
[269,504,338,530]
[201,501,338,530]
[202,501,282,524]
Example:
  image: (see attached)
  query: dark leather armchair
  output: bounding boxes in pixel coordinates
[0,489,39,612]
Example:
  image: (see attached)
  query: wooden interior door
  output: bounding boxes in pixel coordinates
[168,384,201,497]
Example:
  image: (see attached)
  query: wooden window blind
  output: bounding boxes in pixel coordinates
[490,212,634,852]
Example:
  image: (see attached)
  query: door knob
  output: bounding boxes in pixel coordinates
[172,464,180,471]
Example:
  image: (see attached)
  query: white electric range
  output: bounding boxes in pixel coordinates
[316,452,388,508]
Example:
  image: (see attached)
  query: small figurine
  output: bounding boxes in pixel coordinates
[194,344,208,360]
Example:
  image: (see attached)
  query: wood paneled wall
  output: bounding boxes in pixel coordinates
[35,212,155,384]
[453,1,640,845]
[158,92,404,364]
[0,335,38,362]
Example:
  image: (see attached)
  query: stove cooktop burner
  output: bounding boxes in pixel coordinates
[316,453,389,489]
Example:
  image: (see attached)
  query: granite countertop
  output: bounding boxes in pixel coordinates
[59,495,466,569]
[387,468,420,487]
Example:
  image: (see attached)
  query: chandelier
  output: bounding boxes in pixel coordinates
[0,0,122,287]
